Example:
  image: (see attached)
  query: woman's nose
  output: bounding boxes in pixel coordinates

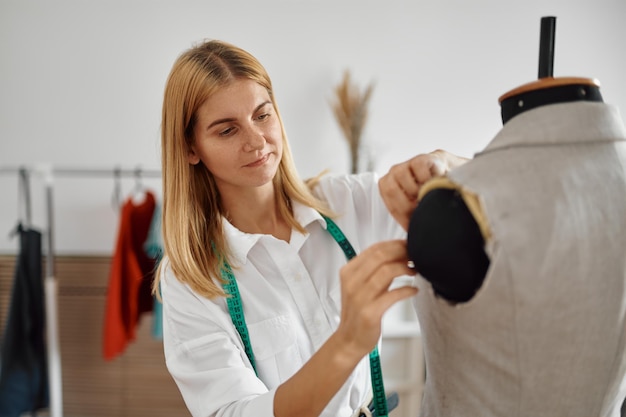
[242,125,265,151]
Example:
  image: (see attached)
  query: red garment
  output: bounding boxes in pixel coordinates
[103,191,156,360]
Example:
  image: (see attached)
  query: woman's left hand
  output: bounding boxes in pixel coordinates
[378,149,468,230]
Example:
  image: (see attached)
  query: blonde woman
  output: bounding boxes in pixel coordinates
[154,39,464,417]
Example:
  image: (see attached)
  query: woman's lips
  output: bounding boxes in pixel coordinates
[245,153,270,167]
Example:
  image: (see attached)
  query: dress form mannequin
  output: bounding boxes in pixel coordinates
[407,16,604,303]
[500,17,603,123]
[407,17,626,417]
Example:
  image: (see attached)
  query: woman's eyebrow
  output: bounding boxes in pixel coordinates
[207,117,235,130]
[207,101,272,130]
[255,100,272,112]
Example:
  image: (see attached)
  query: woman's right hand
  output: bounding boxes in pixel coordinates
[274,240,417,417]
[335,239,418,358]
[378,149,469,231]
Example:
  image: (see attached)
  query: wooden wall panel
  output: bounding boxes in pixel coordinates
[0,255,190,417]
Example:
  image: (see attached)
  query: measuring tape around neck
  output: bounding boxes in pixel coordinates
[221,261,258,374]
[221,215,389,417]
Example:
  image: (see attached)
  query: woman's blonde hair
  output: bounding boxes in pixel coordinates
[153,40,333,299]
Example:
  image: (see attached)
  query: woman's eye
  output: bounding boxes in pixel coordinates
[257,113,270,121]
[219,127,235,136]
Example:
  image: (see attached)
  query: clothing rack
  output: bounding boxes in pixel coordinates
[0,165,161,175]
[0,164,161,417]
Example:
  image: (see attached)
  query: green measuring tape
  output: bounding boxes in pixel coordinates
[221,215,389,417]
[222,260,258,374]
[322,216,389,417]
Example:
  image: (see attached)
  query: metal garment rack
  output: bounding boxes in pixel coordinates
[0,164,161,417]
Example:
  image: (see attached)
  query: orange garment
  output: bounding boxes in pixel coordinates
[103,191,156,360]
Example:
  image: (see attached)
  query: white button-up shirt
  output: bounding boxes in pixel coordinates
[160,172,405,417]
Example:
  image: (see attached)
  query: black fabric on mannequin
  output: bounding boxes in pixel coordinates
[407,189,489,303]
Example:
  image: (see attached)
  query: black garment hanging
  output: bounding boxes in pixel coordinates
[0,224,49,417]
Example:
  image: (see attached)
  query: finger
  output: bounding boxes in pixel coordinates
[384,198,416,228]
[344,240,408,279]
[392,160,425,201]
[343,242,414,302]
[429,156,447,177]
[384,183,415,210]
[396,154,446,202]
[353,262,415,305]
[410,156,440,185]
[369,285,419,320]
[346,284,419,339]
[380,161,419,201]
[379,166,421,229]
[340,240,407,294]
[367,259,416,295]
[391,199,417,231]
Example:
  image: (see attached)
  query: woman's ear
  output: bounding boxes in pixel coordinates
[188,148,201,165]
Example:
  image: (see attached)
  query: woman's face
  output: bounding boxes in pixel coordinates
[189,78,283,195]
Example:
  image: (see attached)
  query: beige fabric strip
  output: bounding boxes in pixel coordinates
[417,177,492,242]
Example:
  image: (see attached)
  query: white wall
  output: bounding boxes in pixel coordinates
[1,0,625,254]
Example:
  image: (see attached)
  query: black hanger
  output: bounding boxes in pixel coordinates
[10,167,32,237]
[19,166,32,229]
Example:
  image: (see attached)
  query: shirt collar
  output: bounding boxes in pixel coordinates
[222,200,327,265]
[478,102,626,156]
[292,200,326,230]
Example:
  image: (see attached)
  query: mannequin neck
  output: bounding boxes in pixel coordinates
[499,77,603,124]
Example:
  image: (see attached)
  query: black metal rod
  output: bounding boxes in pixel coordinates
[538,16,556,78]
[0,165,161,178]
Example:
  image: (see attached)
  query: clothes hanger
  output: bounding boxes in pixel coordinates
[111,165,123,210]
[131,166,148,204]
[9,166,32,237]
[498,16,603,124]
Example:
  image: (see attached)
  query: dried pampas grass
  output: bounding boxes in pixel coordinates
[331,70,374,174]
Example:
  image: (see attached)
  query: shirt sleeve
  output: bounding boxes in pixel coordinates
[160,262,277,417]
[312,172,406,246]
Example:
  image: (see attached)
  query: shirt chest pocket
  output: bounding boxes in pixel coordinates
[247,315,303,388]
